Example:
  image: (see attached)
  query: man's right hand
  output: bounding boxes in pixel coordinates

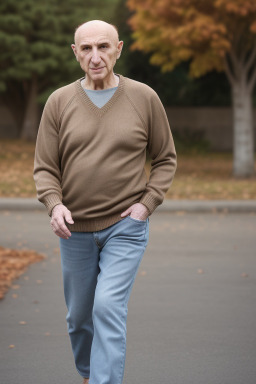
[50,204,74,239]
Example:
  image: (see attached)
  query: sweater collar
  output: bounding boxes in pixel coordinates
[75,74,125,117]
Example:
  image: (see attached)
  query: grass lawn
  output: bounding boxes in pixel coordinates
[0,139,255,200]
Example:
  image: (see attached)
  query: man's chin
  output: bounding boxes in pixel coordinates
[89,72,112,83]
[89,71,105,79]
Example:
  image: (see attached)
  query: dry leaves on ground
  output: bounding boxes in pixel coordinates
[0,246,45,300]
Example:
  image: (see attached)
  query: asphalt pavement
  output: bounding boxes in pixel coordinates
[0,206,256,384]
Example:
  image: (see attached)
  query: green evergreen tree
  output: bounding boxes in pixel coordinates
[0,0,118,140]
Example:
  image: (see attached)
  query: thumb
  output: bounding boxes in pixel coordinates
[121,206,132,217]
[64,210,74,224]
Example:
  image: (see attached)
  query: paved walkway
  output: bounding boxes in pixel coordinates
[0,209,256,384]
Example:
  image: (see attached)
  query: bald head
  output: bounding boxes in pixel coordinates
[71,19,123,88]
[74,20,119,46]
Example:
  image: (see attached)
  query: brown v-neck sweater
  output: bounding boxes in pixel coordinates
[33,75,177,232]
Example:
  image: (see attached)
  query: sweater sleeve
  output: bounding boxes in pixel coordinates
[139,92,177,214]
[33,94,63,216]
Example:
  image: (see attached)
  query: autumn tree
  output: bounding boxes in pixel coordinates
[127,0,256,177]
[0,0,118,140]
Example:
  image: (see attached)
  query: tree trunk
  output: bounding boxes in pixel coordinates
[20,76,39,141]
[232,81,255,177]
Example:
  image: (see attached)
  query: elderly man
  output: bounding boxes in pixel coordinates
[34,20,176,384]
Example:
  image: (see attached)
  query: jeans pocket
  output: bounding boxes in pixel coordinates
[127,216,147,224]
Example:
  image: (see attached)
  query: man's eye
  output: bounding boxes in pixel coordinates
[100,45,107,49]
[83,46,90,51]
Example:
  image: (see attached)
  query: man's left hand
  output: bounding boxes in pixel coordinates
[121,203,149,221]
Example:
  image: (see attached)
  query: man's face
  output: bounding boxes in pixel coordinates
[72,22,123,84]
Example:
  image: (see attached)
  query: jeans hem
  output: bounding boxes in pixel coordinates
[76,367,90,379]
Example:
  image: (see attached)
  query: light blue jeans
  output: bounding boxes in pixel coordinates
[59,216,149,384]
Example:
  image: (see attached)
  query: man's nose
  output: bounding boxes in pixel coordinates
[91,49,101,65]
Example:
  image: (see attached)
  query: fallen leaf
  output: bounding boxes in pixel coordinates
[197,269,204,274]
[8,345,15,349]
[12,285,20,290]
[176,211,185,216]
[241,273,249,278]
[19,321,27,325]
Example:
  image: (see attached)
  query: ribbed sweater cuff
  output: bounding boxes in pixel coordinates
[42,193,62,216]
[139,194,161,215]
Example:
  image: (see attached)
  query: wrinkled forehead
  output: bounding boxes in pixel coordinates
[75,23,119,47]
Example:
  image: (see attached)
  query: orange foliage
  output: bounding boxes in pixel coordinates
[0,246,45,300]
[127,0,256,77]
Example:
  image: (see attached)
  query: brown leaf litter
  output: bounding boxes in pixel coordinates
[0,246,45,300]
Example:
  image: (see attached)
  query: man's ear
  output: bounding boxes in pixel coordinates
[117,41,123,59]
[71,44,78,61]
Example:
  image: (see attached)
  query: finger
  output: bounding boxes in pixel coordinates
[56,225,71,239]
[51,222,70,239]
[55,229,69,239]
[121,207,132,217]
[56,229,70,239]
[121,205,134,217]
[58,224,71,238]
[56,218,71,237]
[64,210,74,224]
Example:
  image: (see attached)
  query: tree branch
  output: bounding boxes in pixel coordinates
[245,40,256,74]
[224,54,236,86]
[240,46,248,67]
[229,49,241,80]
[248,65,256,93]
[231,23,246,60]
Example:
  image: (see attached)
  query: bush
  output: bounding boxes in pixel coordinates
[172,128,210,154]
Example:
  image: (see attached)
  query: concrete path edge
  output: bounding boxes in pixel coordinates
[0,198,255,213]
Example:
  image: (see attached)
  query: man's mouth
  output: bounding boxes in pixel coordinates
[90,67,104,71]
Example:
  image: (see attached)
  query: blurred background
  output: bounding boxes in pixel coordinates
[0,5,256,380]
[0,0,256,200]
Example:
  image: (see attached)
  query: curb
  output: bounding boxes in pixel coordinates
[157,199,256,213]
[0,198,255,213]
[0,198,44,212]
